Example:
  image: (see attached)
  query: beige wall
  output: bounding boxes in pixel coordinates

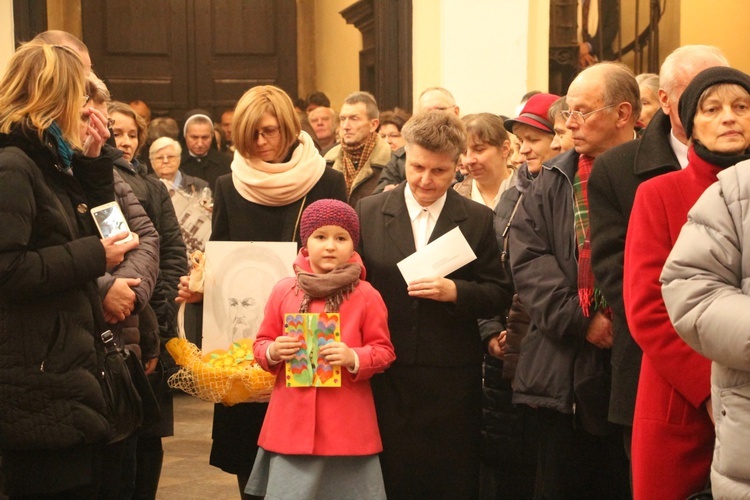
[312,0,362,110]
[605,1,749,77]
[412,0,442,104]
[0,0,14,76]
[680,0,750,73]
[413,0,549,116]
[527,0,550,94]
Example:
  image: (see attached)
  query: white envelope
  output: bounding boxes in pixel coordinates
[397,226,477,284]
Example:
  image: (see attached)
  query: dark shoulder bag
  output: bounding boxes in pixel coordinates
[100,330,144,443]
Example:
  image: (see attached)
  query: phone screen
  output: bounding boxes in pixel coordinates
[91,202,132,243]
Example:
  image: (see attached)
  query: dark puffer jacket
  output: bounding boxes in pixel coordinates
[97,167,161,360]
[0,128,113,451]
[112,152,187,343]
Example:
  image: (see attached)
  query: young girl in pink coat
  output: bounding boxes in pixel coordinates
[245,199,395,499]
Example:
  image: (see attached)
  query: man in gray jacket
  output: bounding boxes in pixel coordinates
[509,62,637,498]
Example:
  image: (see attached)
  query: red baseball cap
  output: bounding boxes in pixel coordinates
[504,93,560,134]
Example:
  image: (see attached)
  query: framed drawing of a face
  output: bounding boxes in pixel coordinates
[202,241,296,352]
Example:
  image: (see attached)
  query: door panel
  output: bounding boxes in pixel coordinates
[82,0,297,120]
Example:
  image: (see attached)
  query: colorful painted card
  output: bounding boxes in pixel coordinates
[284,312,341,388]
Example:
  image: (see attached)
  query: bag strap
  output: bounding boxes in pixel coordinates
[291,194,308,243]
[501,193,524,266]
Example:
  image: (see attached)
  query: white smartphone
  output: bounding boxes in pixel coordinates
[91,201,133,244]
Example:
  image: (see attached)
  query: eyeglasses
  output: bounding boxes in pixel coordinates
[82,94,91,106]
[380,132,402,140]
[152,155,179,163]
[560,104,617,124]
[254,126,280,140]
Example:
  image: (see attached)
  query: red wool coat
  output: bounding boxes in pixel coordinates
[624,147,717,499]
[253,251,395,456]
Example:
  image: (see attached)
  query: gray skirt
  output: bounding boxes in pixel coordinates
[245,447,386,500]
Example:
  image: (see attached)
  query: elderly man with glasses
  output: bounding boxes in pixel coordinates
[150,136,208,195]
[508,61,638,498]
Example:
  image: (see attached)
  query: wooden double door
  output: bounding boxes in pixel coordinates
[82,0,297,121]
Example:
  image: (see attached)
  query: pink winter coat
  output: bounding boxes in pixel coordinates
[253,250,395,456]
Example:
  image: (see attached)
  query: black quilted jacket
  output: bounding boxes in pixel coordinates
[0,127,113,451]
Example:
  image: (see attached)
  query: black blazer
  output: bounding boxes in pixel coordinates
[589,109,680,425]
[356,183,512,367]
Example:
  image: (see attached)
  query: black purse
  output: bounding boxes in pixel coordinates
[100,330,144,443]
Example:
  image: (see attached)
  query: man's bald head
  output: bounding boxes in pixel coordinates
[417,87,459,116]
[33,30,91,74]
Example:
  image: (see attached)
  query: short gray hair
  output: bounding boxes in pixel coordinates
[660,45,729,96]
[343,91,379,120]
[150,136,182,157]
[402,111,466,162]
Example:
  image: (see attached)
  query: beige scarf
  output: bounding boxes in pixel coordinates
[231,130,326,206]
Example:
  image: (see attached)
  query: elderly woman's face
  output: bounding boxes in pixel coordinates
[151,145,181,181]
[693,85,750,155]
[252,112,284,163]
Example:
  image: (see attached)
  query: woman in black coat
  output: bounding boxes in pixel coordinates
[0,42,138,498]
[177,85,346,499]
[107,100,188,498]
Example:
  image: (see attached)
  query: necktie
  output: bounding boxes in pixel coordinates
[415,208,430,250]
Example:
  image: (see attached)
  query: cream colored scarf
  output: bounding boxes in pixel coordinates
[231,131,326,206]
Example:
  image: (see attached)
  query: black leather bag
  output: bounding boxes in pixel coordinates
[124,345,162,429]
[101,330,143,443]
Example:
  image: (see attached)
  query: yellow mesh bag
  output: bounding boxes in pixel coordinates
[166,271,276,405]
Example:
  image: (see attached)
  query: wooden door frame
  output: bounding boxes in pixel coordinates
[341,0,413,112]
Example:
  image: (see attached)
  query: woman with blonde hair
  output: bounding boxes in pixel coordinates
[0,42,137,497]
[177,84,346,498]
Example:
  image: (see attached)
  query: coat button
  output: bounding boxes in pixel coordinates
[77,203,88,214]
[722,409,727,416]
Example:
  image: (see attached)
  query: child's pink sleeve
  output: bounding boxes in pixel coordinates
[253,281,288,374]
[350,284,396,381]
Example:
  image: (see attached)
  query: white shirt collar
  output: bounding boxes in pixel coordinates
[669,129,689,169]
[404,183,447,222]
[173,169,184,188]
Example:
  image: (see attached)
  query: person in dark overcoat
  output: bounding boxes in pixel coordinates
[589,45,729,463]
[356,111,511,499]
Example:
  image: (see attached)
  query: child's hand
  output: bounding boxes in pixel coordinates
[319,342,356,369]
[269,336,302,362]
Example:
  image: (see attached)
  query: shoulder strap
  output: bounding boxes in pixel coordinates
[501,193,524,266]
[291,194,308,243]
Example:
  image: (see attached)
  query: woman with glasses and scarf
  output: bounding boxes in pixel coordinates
[177,84,346,499]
